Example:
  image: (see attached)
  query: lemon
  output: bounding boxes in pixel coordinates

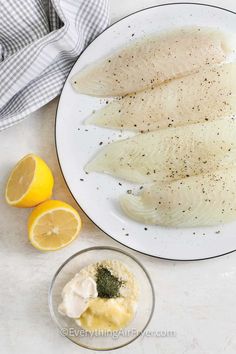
[5,154,54,207]
[28,200,81,251]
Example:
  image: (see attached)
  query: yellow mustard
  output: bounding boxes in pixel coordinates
[79,297,135,331]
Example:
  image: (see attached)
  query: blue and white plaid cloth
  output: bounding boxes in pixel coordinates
[0,0,109,130]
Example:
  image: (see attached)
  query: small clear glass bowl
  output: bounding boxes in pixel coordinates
[49,246,155,351]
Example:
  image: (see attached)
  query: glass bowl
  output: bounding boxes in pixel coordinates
[49,246,155,351]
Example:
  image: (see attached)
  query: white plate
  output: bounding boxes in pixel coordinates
[56,3,236,260]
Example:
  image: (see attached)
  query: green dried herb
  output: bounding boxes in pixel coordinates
[96,266,123,298]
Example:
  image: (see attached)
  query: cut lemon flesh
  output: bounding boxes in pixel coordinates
[28,200,81,251]
[5,154,54,207]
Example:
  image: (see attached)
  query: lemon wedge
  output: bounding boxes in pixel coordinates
[28,200,81,251]
[5,154,54,207]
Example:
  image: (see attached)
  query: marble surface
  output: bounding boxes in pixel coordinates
[1,1,236,353]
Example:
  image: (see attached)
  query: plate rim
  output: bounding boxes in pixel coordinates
[55,1,236,262]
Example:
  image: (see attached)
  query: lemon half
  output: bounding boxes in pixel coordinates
[28,200,81,251]
[5,154,54,207]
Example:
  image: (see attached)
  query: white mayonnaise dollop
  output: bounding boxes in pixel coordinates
[58,273,97,318]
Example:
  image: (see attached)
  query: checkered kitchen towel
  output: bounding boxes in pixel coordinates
[0,0,109,130]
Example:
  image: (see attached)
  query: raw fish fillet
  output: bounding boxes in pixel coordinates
[87,63,236,131]
[85,118,236,183]
[120,168,236,227]
[71,27,235,97]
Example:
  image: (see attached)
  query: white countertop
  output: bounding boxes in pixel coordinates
[1,1,236,353]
